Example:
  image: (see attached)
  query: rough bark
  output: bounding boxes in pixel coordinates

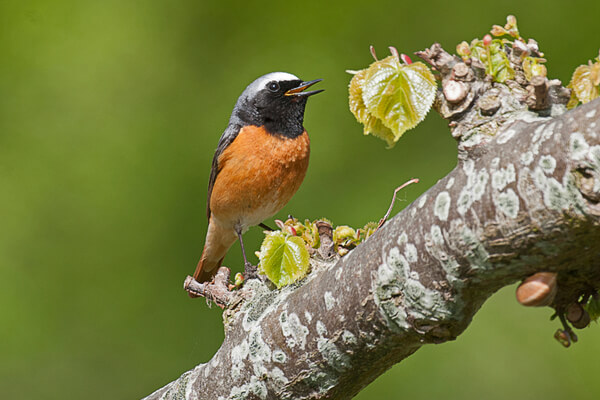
[144,44,600,400]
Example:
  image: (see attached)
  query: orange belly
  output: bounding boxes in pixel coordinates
[209,125,310,231]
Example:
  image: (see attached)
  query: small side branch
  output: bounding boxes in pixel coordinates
[184,267,234,308]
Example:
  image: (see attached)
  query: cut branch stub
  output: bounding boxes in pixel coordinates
[316,220,335,259]
[516,272,557,307]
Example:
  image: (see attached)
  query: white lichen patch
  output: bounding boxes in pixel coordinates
[280,311,309,350]
[404,243,418,263]
[457,168,489,215]
[341,330,357,345]
[520,151,534,165]
[272,349,287,364]
[570,132,589,160]
[542,122,557,141]
[491,157,500,169]
[462,159,475,174]
[491,163,516,191]
[397,232,408,246]
[226,376,268,400]
[304,311,313,323]
[240,280,285,332]
[434,191,451,221]
[531,166,586,213]
[373,246,452,332]
[589,146,600,193]
[586,109,596,119]
[538,155,556,174]
[430,225,444,245]
[494,188,520,219]
[439,256,462,286]
[445,177,455,189]
[303,362,339,396]
[497,128,516,144]
[335,267,342,281]
[268,367,289,393]
[316,320,328,336]
[532,123,545,142]
[316,339,351,372]
[231,339,249,381]
[417,194,428,208]
[453,220,490,272]
[324,291,336,311]
[248,329,271,365]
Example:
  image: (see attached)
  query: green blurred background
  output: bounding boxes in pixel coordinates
[1,1,598,399]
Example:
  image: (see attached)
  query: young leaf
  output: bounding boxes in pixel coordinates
[333,225,356,244]
[349,68,396,145]
[522,57,547,81]
[349,55,437,147]
[469,39,515,83]
[568,62,600,107]
[257,231,310,288]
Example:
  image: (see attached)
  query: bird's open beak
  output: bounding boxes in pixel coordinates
[284,79,324,97]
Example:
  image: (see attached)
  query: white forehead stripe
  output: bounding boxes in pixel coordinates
[261,72,299,82]
[243,72,299,95]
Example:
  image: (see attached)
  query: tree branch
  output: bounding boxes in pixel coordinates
[144,43,600,399]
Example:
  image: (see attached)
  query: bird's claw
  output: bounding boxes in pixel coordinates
[244,262,267,282]
[244,262,259,280]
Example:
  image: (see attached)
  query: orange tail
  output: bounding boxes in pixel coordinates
[193,218,237,283]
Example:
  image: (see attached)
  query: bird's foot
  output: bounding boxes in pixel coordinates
[244,261,261,281]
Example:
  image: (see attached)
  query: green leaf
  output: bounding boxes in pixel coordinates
[456,41,471,59]
[333,225,356,244]
[490,15,520,39]
[349,56,437,147]
[349,68,396,145]
[522,57,547,81]
[469,39,515,83]
[569,63,600,105]
[257,231,310,288]
[361,221,378,240]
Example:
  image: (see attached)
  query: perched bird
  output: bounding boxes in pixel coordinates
[192,72,323,283]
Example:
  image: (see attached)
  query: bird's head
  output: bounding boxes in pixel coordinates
[232,72,323,138]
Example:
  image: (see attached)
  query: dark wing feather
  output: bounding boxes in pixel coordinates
[206,124,241,219]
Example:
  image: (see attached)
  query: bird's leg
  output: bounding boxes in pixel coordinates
[236,228,259,280]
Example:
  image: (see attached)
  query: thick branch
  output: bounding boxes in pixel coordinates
[145,39,600,398]
[145,97,600,399]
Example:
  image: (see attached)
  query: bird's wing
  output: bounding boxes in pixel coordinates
[206,124,241,219]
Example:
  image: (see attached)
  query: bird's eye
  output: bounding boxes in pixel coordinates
[267,81,280,92]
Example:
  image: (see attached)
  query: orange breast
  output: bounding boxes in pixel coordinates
[209,125,310,230]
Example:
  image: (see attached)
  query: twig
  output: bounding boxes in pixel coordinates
[377,178,420,229]
[184,267,234,308]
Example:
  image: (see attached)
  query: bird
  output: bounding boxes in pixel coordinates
[192,72,323,284]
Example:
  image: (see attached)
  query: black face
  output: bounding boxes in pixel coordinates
[234,79,322,138]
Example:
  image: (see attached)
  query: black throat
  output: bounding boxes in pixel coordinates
[262,100,307,138]
[234,96,307,139]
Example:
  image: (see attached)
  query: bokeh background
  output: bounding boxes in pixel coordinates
[1,0,598,399]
